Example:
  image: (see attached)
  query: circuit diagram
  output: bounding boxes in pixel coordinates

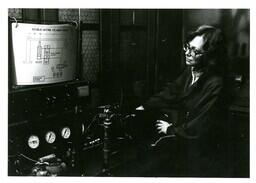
[25,38,66,65]
[12,23,77,85]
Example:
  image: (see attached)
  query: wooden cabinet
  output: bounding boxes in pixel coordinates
[227,104,249,177]
[100,9,183,106]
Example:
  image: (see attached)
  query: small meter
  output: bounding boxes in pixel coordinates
[61,127,71,139]
[77,85,89,97]
[28,135,40,149]
[45,131,56,144]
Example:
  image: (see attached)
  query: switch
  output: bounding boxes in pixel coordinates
[45,97,51,105]
[77,85,89,97]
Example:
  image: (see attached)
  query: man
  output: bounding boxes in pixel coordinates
[135,25,228,176]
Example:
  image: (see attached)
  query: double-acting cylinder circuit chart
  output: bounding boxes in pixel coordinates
[12,23,77,85]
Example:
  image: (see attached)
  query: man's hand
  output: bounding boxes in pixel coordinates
[136,105,144,110]
[156,120,172,134]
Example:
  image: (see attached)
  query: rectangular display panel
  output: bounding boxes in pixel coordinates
[11,23,77,85]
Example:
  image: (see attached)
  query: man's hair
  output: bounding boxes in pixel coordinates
[186,25,227,75]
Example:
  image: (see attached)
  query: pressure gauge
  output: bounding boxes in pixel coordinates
[28,135,40,149]
[61,127,71,139]
[45,131,56,144]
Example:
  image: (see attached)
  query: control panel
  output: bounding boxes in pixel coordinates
[8,80,90,176]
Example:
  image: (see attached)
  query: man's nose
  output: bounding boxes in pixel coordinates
[185,49,192,56]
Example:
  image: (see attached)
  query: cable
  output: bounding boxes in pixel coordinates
[19,153,50,165]
[83,114,99,135]
[150,134,176,147]
[19,153,38,163]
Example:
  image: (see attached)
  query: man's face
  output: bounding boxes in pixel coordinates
[184,35,205,66]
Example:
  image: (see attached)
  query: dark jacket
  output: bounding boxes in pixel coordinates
[144,67,226,141]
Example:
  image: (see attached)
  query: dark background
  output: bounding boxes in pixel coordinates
[8,9,249,177]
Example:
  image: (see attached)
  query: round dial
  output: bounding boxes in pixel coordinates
[45,131,56,144]
[61,127,71,139]
[28,135,40,149]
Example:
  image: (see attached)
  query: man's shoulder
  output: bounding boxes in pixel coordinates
[207,74,223,83]
[204,74,224,89]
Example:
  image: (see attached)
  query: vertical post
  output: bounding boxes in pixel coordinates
[102,117,112,175]
[73,105,83,175]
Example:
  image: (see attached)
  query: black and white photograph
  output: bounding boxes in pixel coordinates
[1,2,253,182]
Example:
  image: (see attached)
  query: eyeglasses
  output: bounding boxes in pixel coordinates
[183,43,205,57]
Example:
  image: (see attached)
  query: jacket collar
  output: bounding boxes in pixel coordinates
[181,69,208,98]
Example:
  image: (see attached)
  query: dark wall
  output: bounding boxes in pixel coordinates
[183,9,250,78]
[100,9,184,108]
[157,10,183,86]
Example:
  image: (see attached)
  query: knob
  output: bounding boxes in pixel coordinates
[45,97,51,105]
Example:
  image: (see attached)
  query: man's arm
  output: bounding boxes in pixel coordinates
[141,68,188,111]
[167,78,223,139]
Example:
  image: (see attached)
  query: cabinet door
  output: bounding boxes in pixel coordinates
[119,10,149,106]
[156,10,183,86]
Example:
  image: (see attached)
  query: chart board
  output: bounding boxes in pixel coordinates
[11,23,77,85]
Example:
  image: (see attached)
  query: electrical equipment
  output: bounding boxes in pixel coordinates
[28,135,40,149]
[78,104,136,176]
[8,80,137,176]
[61,127,71,139]
[45,131,56,144]
[8,80,90,176]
